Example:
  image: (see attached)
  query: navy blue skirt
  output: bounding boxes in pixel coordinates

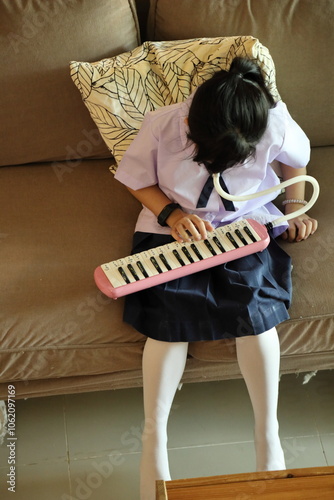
[123,232,292,342]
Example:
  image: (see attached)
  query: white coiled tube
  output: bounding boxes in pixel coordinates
[213,173,320,227]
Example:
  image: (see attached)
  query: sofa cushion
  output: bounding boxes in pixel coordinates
[70,36,279,168]
[0,159,145,385]
[147,0,334,148]
[0,0,140,167]
[0,148,333,398]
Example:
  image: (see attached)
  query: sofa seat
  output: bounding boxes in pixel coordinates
[1,145,333,399]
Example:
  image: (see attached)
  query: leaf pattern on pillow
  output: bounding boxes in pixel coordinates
[114,68,151,119]
[70,36,280,169]
[70,62,94,100]
[145,70,173,109]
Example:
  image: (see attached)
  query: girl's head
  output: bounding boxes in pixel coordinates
[187,57,276,174]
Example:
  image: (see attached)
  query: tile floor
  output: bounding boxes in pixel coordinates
[0,369,333,499]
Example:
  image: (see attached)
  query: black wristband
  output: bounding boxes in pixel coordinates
[157,203,181,227]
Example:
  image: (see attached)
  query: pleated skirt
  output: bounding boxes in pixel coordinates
[123,232,292,342]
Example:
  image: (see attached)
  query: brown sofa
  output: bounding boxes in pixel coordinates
[0,0,333,399]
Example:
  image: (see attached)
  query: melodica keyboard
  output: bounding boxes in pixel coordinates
[94,219,270,299]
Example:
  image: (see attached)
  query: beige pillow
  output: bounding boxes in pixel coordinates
[70,36,280,173]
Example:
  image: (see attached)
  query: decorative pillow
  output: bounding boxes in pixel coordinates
[70,36,280,173]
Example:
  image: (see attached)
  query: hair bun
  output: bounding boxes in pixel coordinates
[229,57,262,83]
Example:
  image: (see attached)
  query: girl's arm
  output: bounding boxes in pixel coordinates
[126,185,214,242]
[280,164,318,242]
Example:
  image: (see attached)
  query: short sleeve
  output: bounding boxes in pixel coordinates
[275,105,310,168]
[114,112,158,190]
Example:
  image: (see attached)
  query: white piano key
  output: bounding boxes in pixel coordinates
[140,251,160,276]
[215,228,237,252]
[243,220,261,242]
[235,223,253,245]
[203,238,219,256]
[131,253,149,279]
[117,259,137,284]
[210,234,227,254]
[102,259,132,286]
[224,224,244,248]
[195,239,217,259]
[188,241,207,261]
[147,247,168,273]
[172,242,189,265]
[135,259,150,279]
[155,246,173,271]
[155,244,182,270]
[101,264,124,288]
[180,244,199,263]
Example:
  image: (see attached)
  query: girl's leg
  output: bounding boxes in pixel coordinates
[140,337,188,500]
[236,327,286,471]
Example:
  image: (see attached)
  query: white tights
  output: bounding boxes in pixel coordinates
[140,328,285,500]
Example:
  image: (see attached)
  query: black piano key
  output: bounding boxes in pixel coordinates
[235,229,248,245]
[213,236,226,253]
[127,264,140,281]
[181,246,194,263]
[150,256,163,273]
[226,231,239,249]
[243,225,257,242]
[173,249,186,266]
[136,261,149,278]
[190,243,204,260]
[118,266,130,284]
[159,253,172,271]
[204,239,217,256]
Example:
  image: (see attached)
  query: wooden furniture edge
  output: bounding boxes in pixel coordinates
[157,466,334,494]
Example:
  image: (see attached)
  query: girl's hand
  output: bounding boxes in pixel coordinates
[167,210,214,242]
[279,165,318,242]
[281,212,318,242]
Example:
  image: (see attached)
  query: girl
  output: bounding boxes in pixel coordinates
[114,57,318,499]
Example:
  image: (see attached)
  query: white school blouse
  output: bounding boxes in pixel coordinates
[115,98,310,237]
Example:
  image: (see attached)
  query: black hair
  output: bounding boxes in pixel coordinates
[187,57,276,174]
